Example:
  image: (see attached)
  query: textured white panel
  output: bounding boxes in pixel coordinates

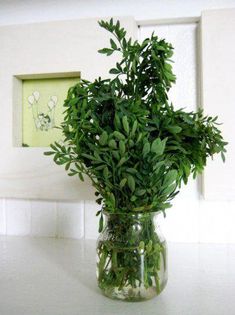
[201,9,235,200]
[84,201,100,239]
[0,199,6,234]
[57,201,84,239]
[31,200,57,237]
[5,199,31,235]
[140,23,198,111]
[198,200,230,243]
[225,201,235,244]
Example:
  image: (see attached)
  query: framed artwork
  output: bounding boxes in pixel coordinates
[22,75,80,147]
[0,17,137,200]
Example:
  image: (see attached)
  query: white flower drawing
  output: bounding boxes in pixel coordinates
[32,91,40,102]
[27,91,58,131]
[28,95,35,107]
[47,95,57,110]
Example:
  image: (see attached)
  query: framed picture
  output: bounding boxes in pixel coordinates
[0,17,137,200]
[21,74,80,148]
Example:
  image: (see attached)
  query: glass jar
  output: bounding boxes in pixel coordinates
[96,211,167,301]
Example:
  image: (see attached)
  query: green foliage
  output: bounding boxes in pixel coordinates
[45,18,227,216]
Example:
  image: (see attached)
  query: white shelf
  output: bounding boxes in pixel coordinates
[0,236,235,315]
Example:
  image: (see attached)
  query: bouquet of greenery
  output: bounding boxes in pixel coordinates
[45,19,227,300]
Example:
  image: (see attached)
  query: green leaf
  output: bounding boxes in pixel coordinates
[135,189,146,196]
[119,140,125,155]
[162,183,177,195]
[136,133,143,143]
[151,138,161,154]
[68,170,77,176]
[109,68,120,74]
[98,214,104,233]
[110,193,116,207]
[122,116,129,134]
[131,120,138,136]
[113,131,125,140]
[167,126,182,134]
[103,166,109,179]
[78,173,84,182]
[98,48,113,56]
[110,38,117,50]
[65,162,70,171]
[163,170,178,186]
[151,138,166,156]
[112,151,120,160]
[94,164,106,171]
[99,131,108,146]
[221,151,226,162]
[81,153,96,161]
[130,195,137,202]
[142,142,150,157]
[117,157,127,167]
[127,175,135,192]
[114,114,121,129]
[153,161,165,171]
[96,210,101,216]
[50,144,58,151]
[120,178,127,188]
[108,139,117,149]
[44,151,55,156]
[126,168,138,174]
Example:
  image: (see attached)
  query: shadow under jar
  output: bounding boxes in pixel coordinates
[96,211,167,301]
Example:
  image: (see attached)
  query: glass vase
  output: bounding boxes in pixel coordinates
[96,211,167,301]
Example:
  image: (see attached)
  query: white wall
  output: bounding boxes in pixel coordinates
[0,0,235,25]
[0,0,235,242]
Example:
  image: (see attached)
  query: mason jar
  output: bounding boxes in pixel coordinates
[96,211,167,301]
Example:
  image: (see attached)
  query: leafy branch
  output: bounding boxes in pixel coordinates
[45,18,227,217]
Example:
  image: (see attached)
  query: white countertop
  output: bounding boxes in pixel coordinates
[0,236,235,315]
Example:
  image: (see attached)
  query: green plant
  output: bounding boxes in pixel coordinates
[45,19,227,300]
[45,18,227,216]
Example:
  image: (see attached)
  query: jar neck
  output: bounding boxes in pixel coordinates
[100,211,163,245]
[102,211,160,233]
[103,211,160,221]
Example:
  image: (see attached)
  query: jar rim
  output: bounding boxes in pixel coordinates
[102,209,162,217]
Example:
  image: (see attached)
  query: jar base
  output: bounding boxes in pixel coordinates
[100,282,167,302]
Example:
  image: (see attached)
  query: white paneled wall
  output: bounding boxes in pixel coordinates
[0,199,88,239]
[0,200,6,234]
[0,18,233,242]
[31,201,57,237]
[84,201,100,239]
[57,201,84,239]
[1,0,235,26]
[5,199,31,235]
[140,23,198,112]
